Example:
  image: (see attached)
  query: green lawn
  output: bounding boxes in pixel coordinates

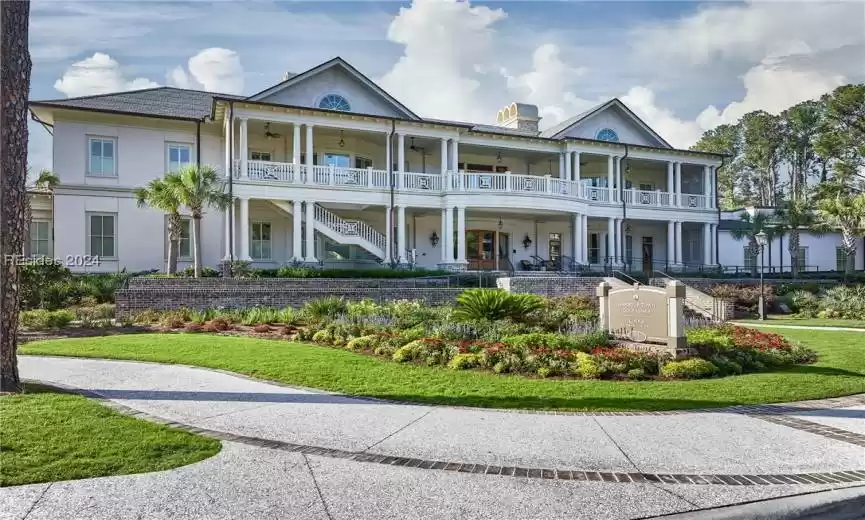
[0,384,221,487]
[736,316,865,329]
[20,329,865,413]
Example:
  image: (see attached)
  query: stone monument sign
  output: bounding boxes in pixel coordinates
[597,280,687,356]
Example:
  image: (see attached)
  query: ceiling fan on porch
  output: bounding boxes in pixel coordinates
[264,122,281,140]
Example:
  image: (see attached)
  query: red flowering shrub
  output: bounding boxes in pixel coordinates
[729,326,791,351]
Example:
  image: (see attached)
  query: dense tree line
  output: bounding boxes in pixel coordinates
[692,84,865,276]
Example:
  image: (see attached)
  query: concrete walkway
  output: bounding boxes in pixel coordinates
[4,356,865,520]
[731,322,865,332]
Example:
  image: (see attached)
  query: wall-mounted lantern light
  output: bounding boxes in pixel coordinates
[522,234,532,250]
[429,231,440,248]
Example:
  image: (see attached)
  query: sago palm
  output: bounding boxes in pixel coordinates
[816,193,865,275]
[728,212,775,277]
[134,179,182,275]
[165,165,232,278]
[774,196,819,278]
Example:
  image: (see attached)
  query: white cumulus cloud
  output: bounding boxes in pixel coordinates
[168,48,245,94]
[53,52,158,97]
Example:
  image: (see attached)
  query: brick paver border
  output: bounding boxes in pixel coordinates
[29,378,865,487]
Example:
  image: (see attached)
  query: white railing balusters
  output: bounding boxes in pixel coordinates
[313,204,386,252]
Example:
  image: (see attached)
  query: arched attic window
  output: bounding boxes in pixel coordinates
[318,94,351,111]
[596,128,619,142]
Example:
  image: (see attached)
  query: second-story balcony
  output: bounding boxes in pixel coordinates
[232,160,711,209]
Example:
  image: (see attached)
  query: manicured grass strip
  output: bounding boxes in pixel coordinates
[736,317,865,329]
[20,330,865,412]
[0,384,221,487]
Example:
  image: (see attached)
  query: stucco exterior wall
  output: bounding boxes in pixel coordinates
[562,107,664,147]
[718,230,864,272]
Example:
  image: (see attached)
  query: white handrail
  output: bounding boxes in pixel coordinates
[313,204,386,252]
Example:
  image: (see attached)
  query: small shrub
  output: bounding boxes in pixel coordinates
[252,324,271,333]
[661,358,718,379]
[627,368,647,380]
[790,290,819,316]
[346,335,377,351]
[447,353,482,370]
[536,366,552,378]
[303,297,347,322]
[312,329,334,343]
[20,309,75,330]
[392,340,424,363]
[180,265,219,278]
[453,289,544,322]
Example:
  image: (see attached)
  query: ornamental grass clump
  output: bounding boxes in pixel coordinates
[453,289,544,323]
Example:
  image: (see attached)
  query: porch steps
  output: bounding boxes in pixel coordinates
[269,201,387,261]
[653,273,729,322]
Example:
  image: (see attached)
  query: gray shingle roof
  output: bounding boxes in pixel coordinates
[31,87,243,120]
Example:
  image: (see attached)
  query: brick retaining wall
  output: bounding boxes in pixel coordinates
[116,277,462,315]
[497,276,607,298]
[649,278,838,292]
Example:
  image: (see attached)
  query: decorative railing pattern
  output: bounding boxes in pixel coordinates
[233,160,711,210]
[313,204,386,253]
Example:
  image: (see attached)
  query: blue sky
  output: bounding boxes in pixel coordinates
[27,0,865,170]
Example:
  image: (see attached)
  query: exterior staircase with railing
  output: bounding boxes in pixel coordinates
[652,271,730,322]
[269,201,388,261]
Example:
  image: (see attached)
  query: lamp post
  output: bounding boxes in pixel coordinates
[756,231,768,321]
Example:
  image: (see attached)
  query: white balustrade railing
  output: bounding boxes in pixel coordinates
[313,204,386,252]
[234,160,711,210]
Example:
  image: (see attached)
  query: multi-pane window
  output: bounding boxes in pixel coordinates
[743,247,757,270]
[548,233,561,264]
[354,156,373,169]
[836,247,849,271]
[88,137,116,176]
[299,153,319,165]
[88,213,116,258]
[796,247,808,272]
[625,235,633,266]
[250,151,271,161]
[166,143,192,173]
[589,233,600,264]
[179,218,192,259]
[29,221,52,257]
[250,222,272,260]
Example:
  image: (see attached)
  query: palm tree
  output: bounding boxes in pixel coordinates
[816,193,865,275]
[773,196,819,278]
[165,165,232,277]
[729,211,775,277]
[1,0,33,393]
[135,179,183,275]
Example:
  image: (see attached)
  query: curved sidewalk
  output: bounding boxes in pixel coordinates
[17,356,865,481]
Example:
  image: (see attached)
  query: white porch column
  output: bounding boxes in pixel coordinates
[292,200,303,261]
[703,165,711,207]
[674,221,683,266]
[223,203,232,260]
[607,155,615,200]
[572,213,581,264]
[397,205,407,263]
[292,124,301,165]
[667,221,675,269]
[440,138,448,174]
[709,223,717,265]
[573,152,581,183]
[385,206,393,262]
[558,153,566,179]
[581,214,588,264]
[703,222,711,267]
[223,118,231,178]
[239,197,251,261]
[397,133,406,189]
[708,166,716,209]
[607,217,615,265]
[564,150,572,182]
[239,117,249,178]
[674,162,682,206]
[451,140,460,173]
[304,201,316,263]
[441,207,450,263]
[456,206,466,263]
[305,125,314,184]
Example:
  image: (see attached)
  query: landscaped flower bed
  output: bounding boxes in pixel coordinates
[21,289,817,381]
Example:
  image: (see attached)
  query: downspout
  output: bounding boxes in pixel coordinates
[227,102,235,264]
[619,144,629,269]
[388,120,395,265]
[196,120,201,168]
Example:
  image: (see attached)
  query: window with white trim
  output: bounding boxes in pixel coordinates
[87,213,116,258]
[250,221,272,260]
[354,156,373,169]
[250,151,271,161]
[179,218,192,259]
[166,142,192,173]
[743,247,757,269]
[796,247,807,272]
[589,233,600,264]
[29,221,52,257]
[836,247,849,271]
[88,137,117,176]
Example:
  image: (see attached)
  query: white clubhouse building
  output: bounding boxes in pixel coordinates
[28,57,862,274]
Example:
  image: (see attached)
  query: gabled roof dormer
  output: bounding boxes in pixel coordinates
[248,57,420,120]
[540,98,671,148]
